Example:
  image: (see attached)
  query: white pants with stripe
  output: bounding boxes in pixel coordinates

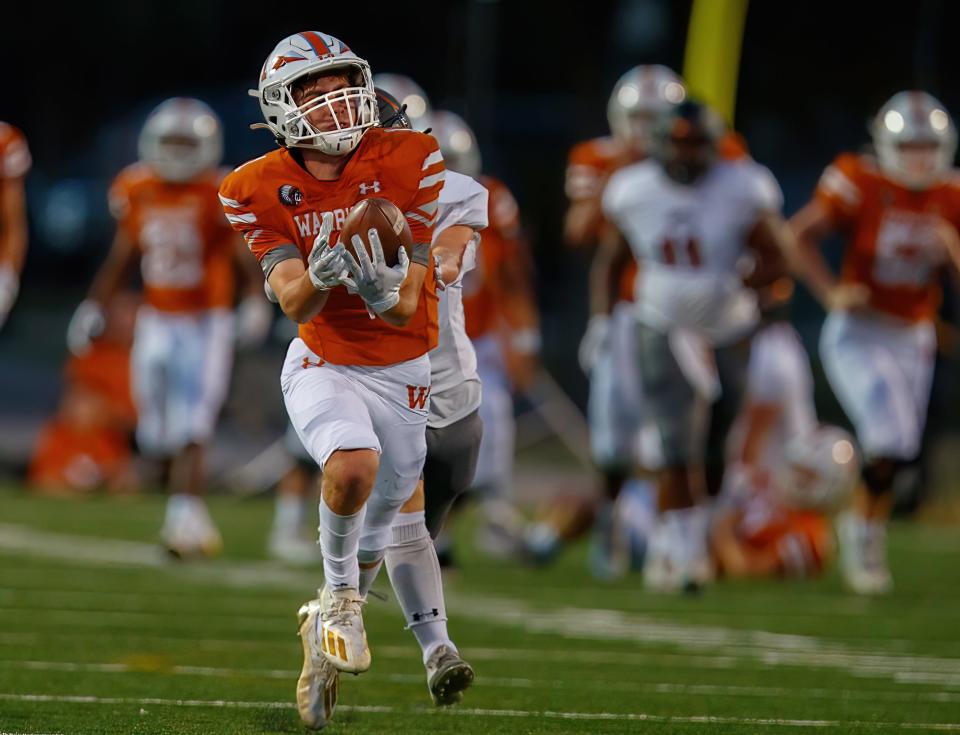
[819,311,935,460]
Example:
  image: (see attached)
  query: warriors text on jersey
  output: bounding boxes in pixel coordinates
[219,127,444,366]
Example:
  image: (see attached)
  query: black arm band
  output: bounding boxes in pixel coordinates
[410,242,431,267]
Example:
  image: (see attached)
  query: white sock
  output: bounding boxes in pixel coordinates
[357,549,384,598]
[318,497,365,590]
[384,511,454,664]
[273,494,304,534]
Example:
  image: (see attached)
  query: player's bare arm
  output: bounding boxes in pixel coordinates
[432,224,475,284]
[378,259,427,327]
[267,258,331,324]
[564,197,603,248]
[588,225,631,318]
[789,199,869,311]
[743,211,789,289]
[711,511,781,578]
[0,174,27,274]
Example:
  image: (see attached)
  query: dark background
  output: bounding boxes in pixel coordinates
[2,0,959,491]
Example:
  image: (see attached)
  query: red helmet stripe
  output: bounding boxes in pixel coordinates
[300,31,332,58]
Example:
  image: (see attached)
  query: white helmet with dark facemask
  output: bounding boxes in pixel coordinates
[138,98,223,183]
[424,110,481,178]
[607,65,686,154]
[871,91,957,190]
[253,31,378,156]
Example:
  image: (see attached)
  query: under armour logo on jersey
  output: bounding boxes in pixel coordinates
[302,356,325,369]
[406,385,430,410]
[358,181,381,195]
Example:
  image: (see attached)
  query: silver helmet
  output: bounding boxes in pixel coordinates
[607,65,685,153]
[138,98,223,182]
[871,91,957,189]
[372,73,432,131]
[425,110,481,178]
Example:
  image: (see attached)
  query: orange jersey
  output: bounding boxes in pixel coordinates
[815,153,960,321]
[29,420,131,492]
[0,123,31,179]
[109,165,237,314]
[736,493,832,578]
[65,341,136,429]
[463,175,524,339]
[220,128,443,367]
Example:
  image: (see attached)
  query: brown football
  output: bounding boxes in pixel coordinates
[339,198,413,268]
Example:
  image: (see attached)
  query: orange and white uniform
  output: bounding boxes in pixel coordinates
[732,491,832,578]
[814,153,959,458]
[462,175,525,493]
[219,127,444,538]
[109,164,238,454]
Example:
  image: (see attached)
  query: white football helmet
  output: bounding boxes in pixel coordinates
[426,110,481,178]
[253,31,378,156]
[774,425,860,515]
[871,91,957,190]
[138,98,222,183]
[372,73,432,131]
[607,65,686,153]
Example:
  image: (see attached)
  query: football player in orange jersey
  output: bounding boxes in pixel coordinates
[563,66,684,576]
[219,33,460,728]
[67,98,272,558]
[424,110,541,557]
[0,123,31,330]
[789,91,960,595]
[711,426,859,580]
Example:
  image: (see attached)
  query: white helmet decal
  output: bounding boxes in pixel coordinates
[252,31,378,156]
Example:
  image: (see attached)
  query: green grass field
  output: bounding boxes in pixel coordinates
[1,487,959,734]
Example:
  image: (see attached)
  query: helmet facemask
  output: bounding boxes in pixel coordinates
[263,63,378,156]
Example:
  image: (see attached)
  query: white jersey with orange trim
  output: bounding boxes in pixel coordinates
[428,171,489,428]
[602,159,783,345]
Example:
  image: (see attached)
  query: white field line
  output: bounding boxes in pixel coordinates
[1,692,959,730]
[3,523,960,689]
[3,659,959,704]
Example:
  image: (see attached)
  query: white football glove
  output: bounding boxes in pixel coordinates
[0,266,18,330]
[307,212,350,291]
[433,254,446,291]
[339,228,409,314]
[578,314,610,375]
[234,295,273,348]
[67,299,106,356]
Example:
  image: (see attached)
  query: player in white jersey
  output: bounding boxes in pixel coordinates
[597,100,791,592]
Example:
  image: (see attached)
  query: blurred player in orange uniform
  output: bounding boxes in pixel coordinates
[0,123,31,329]
[423,111,541,553]
[67,98,271,558]
[31,294,139,494]
[222,33,472,727]
[789,91,960,594]
[712,425,859,579]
